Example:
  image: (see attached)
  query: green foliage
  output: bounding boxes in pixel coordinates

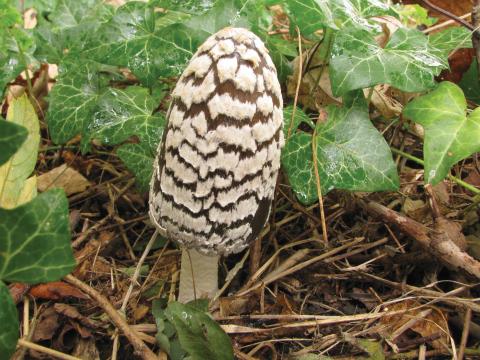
[460,58,480,103]
[0,189,75,282]
[282,93,399,204]
[395,4,437,27]
[0,120,27,166]
[0,96,75,360]
[117,142,157,192]
[0,282,19,360]
[153,300,234,360]
[287,0,394,35]
[0,1,36,92]
[329,27,471,96]
[403,82,480,185]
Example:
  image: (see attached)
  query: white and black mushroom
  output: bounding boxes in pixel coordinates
[149,27,284,303]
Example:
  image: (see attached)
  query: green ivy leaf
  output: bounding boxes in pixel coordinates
[330,27,471,96]
[85,1,208,86]
[459,58,480,103]
[281,92,399,205]
[395,4,437,27]
[0,95,40,209]
[152,0,215,14]
[403,81,480,185]
[283,105,315,140]
[264,35,293,83]
[164,301,234,360]
[1,26,36,92]
[286,0,394,35]
[0,281,18,360]
[117,142,157,192]
[0,188,75,283]
[0,120,28,166]
[47,61,106,145]
[34,0,113,63]
[89,86,166,149]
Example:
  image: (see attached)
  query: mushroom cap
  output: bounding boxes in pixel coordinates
[149,27,284,256]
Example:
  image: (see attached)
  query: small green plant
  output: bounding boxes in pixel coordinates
[0,96,75,359]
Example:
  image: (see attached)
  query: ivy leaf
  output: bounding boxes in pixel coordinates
[89,86,166,149]
[0,120,28,166]
[283,105,315,140]
[0,281,18,360]
[85,1,208,86]
[264,35,293,83]
[152,0,215,14]
[47,61,106,145]
[0,95,40,209]
[330,27,471,96]
[1,27,36,92]
[286,0,394,35]
[0,188,75,283]
[281,92,399,205]
[34,0,113,63]
[164,301,234,360]
[117,142,157,192]
[403,81,480,185]
[459,58,480,103]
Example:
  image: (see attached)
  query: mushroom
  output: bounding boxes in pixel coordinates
[149,27,284,303]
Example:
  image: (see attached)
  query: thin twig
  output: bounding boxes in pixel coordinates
[17,339,82,360]
[312,126,328,244]
[419,0,474,30]
[287,26,303,141]
[64,274,157,360]
[112,230,159,360]
[458,308,472,360]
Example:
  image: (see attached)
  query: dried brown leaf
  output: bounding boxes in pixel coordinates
[37,163,90,195]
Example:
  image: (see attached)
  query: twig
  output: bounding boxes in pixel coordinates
[287,26,303,141]
[458,308,472,360]
[419,0,474,30]
[17,339,82,360]
[112,230,158,360]
[390,148,480,196]
[423,13,471,34]
[365,201,480,278]
[64,274,157,360]
[312,127,329,244]
[472,1,480,78]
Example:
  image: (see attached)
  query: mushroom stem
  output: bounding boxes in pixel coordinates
[178,248,219,303]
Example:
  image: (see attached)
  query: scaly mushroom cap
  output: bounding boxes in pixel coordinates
[149,27,284,256]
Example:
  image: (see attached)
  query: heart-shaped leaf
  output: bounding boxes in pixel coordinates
[0,281,18,360]
[89,86,166,149]
[330,26,472,96]
[403,81,480,184]
[164,301,234,360]
[84,1,209,86]
[287,0,394,35]
[0,120,27,166]
[282,92,399,205]
[117,142,158,192]
[0,188,75,283]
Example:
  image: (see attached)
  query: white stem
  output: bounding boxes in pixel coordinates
[178,248,219,303]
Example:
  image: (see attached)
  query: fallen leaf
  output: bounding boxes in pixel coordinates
[379,299,450,350]
[54,303,100,329]
[366,84,403,119]
[31,307,61,342]
[37,163,90,196]
[29,281,88,300]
